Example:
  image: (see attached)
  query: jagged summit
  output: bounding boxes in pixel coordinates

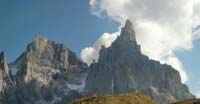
[115,19,136,43]
[3,36,89,104]
[104,19,140,57]
[121,19,136,41]
[28,35,50,52]
[32,35,48,44]
[85,20,194,104]
[125,19,133,29]
[0,21,194,104]
[10,35,88,85]
[33,35,47,40]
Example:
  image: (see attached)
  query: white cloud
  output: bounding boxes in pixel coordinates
[193,0,200,39]
[81,32,120,65]
[193,0,200,26]
[81,0,200,84]
[165,56,188,83]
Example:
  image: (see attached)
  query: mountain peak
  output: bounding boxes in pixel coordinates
[32,35,48,46]
[98,20,141,63]
[125,19,133,29]
[27,35,50,53]
[109,19,140,53]
[119,19,136,42]
[33,35,47,42]
[86,19,194,104]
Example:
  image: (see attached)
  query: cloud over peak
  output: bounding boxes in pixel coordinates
[81,0,200,84]
[81,31,120,65]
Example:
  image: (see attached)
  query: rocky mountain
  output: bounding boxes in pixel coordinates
[1,36,89,104]
[72,93,157,104]
[85,20,195,104]
[0,20,195,104]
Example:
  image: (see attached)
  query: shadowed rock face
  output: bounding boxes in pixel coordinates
[0,52,13,101]
[0,52,9,75]
[14,36,87,82]
[0,20,195,104]
[85,20,195,104]
[1,36,89,104]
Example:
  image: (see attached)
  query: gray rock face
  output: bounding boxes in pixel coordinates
[0,20,195,104]
[0,52,13,102]
[1,36,88,104]
[85,20,195,104]
[14,36,87,82]
[0,52,9,75]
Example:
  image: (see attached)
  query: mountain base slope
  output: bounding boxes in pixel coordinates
[172,99,200,104]
[72,93,157,104]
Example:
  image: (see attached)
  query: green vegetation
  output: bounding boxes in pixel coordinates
[72,93,157,104]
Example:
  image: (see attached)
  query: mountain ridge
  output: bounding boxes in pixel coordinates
[85,20,194,104]
[0,20,195,104]
[0,35,89,104]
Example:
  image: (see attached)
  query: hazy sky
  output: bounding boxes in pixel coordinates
[0,0,199,97]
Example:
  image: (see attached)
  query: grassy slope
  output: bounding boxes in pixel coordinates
[172,99,200,104]
[72,93,157,104]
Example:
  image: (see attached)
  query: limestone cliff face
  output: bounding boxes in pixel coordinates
[4,36,88,104]
[0,52,13,101]
[85,20,194,104]
[0,52,9,75]
[0,20,195,104]
[14,36,86,82]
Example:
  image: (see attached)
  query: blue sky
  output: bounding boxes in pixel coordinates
[176,40,200,96]
[0,0,119,62]
[0,0,199,96]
